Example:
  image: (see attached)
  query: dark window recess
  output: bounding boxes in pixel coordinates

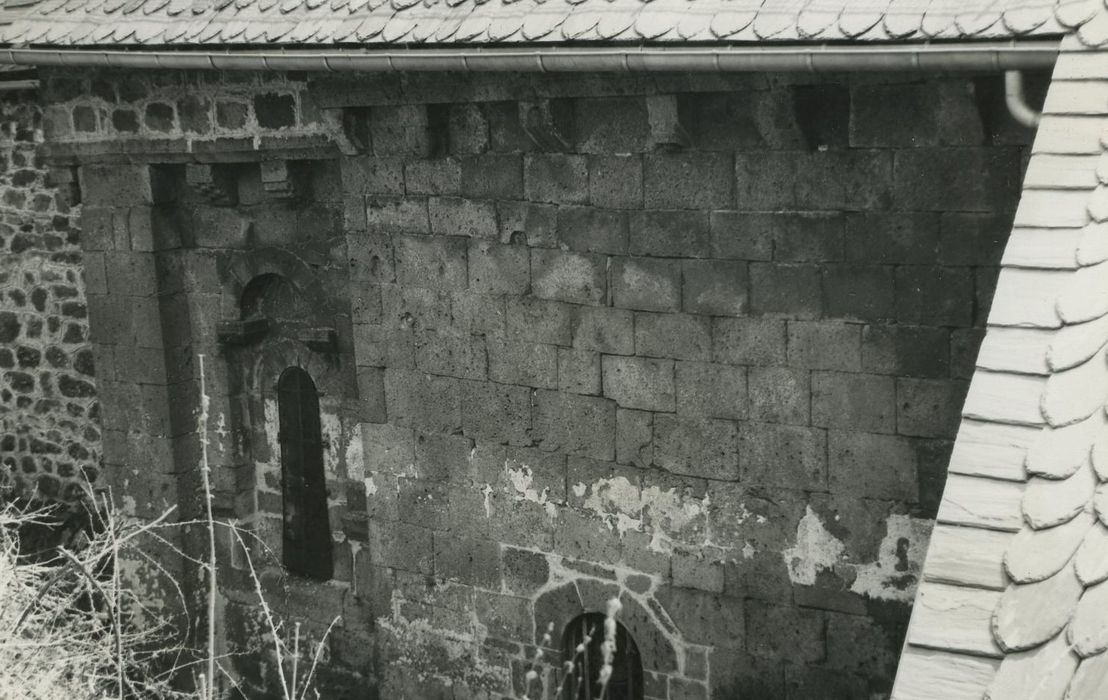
[562,612,644,700]
[277,366,333,581]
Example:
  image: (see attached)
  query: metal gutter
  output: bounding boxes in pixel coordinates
[0,40,1062,73]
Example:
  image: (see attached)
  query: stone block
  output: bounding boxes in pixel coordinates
[744,601,825,663]
[497,200,557,247]
[602,355,675,412]
[588,154,643,209]
[749,366,810,425]
[341,156,405,195]
[461,380,533,446]
[611,257,681,313]
[413,330,487,381]
[629,210,710,258]
[893,147,1021,212]
[735,151,798,210]
[710,211,774,261]
[488,338,558,389]
[403,158,461,196]
[897,377,968,439]
[784,666,869,700]
[712,317,786,366]
[749,263,822,319]
[652,415,739,480]
[105,251,157,297]
[396,478,452,529]
[253,92,295,129]
[574,96,650,153]
[447,102,490,155]
[616,408,653,467]
[951,327,985,379]
[80,164,151,207]
[894,266,974,326]
[828,431,919,501]
[862,324,950,378]
[381,284,452,330]
[772,212,845,263]
[524,154,588,204]
[452,291,507,336]
[739,422,827,490]
[357,366,387,422]
[844,212,940,265]
[812,371,895,433]
[413,431,473,482]
[676,361,747,420]
[787,321,861,371]
[795,150,893,211]
[644,152,732,210]
[822,264,895,322]
[368,519,433,575]
[532,389,616,461]
[393,235,468,291]
[360,423,414,478]
[506,297,575,346]
[365,195,429,234]
[825,611,898,678]
[384,369,462,434]
[851,81,984,148]
[571,306,633,354]
[468,240,530,295]
[461,154,524,199]
[349,233,395,285]
[371,104,430,157]
[503,546,551,596]
[558,348,601,395]
[975,266,1000,327]
[937,212,1011,267]
[682,260,748,316]
[555,206,628,255]
[672,554,724,593]
[635,312,710,361]
[434,534,501,589]
[530,249,605,305]
[655,585,743,649]
[428,196,498,239]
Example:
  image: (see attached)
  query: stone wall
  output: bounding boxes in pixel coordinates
[0,87,97,503]
[37,68,1041,699]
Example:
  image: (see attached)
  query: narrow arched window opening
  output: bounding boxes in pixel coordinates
[277,366,332,581]
[562,612,644,700]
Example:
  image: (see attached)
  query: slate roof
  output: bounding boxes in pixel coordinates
[892,32,1108,700]
[0,0,1089,47]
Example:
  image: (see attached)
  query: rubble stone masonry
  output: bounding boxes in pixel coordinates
[0,89,97,503]
[28,67,1042,699]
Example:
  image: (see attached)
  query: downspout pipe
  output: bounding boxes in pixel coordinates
[1005,69,1042,127]
[0,40,1061,74]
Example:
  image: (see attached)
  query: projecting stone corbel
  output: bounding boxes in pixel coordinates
[259,160,302,200]
[185,163,237,207]
[296,327,338,353]
[647,95,689,150]
[519,99,573,151]
[215,318,270,346]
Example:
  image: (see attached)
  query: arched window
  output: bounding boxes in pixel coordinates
[277,366,332,581]
[562,612,644,700]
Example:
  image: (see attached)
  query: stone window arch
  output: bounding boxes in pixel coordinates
[277,366,332,581]
[562,612,644,700]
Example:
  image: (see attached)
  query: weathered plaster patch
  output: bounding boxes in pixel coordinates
[783,507,932,602]
[784,506,846,586]
[575,476,711,554]
[506,464,558,518]
[851,514,933,602]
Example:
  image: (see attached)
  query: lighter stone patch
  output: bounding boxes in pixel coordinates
[784,506,846,586]
[506,464,558,518]
[345,422,364,481]
[851,514,933,602]
[365,475,378,496]
[575,475,710,553]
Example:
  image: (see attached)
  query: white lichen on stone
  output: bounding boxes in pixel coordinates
[784,505,846,586]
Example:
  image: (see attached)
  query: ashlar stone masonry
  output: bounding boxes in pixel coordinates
[27,66,1042,699]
